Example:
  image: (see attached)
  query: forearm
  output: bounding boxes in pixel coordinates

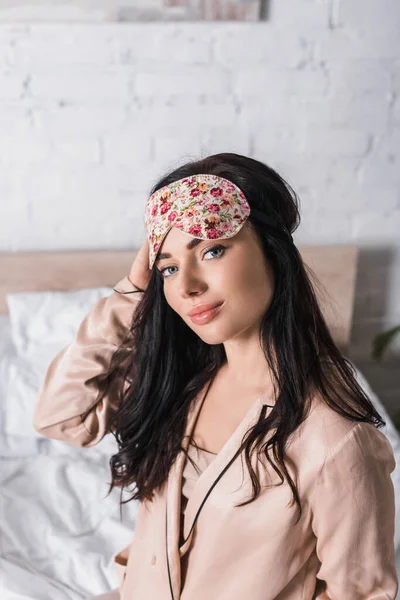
[32,275,143,447]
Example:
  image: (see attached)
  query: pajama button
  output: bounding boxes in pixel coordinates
[151,555,156,565]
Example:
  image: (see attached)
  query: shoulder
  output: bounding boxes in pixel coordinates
[286,393,395,477]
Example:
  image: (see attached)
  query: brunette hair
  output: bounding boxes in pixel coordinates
[106,152,385,523]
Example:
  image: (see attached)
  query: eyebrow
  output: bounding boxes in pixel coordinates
[155,237,203,262]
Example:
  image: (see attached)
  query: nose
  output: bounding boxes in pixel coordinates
[177,261,207,299]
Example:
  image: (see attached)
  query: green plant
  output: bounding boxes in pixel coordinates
[371,324,400,431]
[371,325,400,362]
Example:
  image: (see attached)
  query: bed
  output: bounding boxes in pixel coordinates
[0,246,399,599]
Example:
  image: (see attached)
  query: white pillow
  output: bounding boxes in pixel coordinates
[0,313,16,445]
[3,286,117,454]
[7,286,113,357]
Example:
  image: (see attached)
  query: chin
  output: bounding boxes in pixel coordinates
[192,327,229,345]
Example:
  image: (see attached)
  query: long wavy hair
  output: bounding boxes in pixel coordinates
[106,152,385,523]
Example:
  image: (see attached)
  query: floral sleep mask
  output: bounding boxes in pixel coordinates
[144,173,292,270]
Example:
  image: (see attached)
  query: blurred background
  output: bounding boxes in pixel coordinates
[0,2,399,599]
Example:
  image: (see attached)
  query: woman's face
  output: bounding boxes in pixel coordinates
[154,222,275,345]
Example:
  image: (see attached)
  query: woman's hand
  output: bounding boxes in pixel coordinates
[128,238,151,292]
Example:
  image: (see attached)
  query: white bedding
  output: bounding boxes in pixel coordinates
[1,287,399,599]
[0,289,139,600]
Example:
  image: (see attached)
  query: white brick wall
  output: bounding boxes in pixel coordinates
[0,0,399,419]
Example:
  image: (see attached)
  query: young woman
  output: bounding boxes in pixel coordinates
[33,153,398,600]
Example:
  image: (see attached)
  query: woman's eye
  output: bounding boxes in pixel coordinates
[160,266,177,278]
[160,244,226,278]
[204,245,225,260]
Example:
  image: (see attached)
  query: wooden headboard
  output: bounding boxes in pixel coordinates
[0,245,358,351]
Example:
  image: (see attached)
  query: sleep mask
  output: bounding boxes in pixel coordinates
[144,173,293,270]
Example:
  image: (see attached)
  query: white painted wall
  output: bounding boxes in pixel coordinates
[0,0,399,418]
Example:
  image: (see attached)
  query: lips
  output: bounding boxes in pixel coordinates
[187,302,223,317]
[189,302,224,325]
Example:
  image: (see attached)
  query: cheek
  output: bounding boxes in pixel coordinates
[222,255,268,295]
[222,260,274,317]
